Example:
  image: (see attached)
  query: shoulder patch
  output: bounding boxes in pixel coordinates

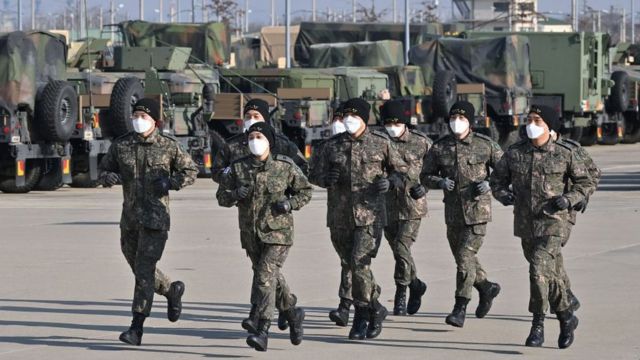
[275,154,295,164]
[409,128,428,139]
[222,166,232,175]
[371,129,390,139]
[474,132,492,141]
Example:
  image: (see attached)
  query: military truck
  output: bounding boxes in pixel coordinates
[410,35,532,147]
[0,31,74,193]
[608,43,640,144]
[461,31,614,146]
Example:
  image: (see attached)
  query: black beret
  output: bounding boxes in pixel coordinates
[247,122,275,149]
[342,98,371,122]
[133,98,161,121]
[449,101,475,119]
[244,98,270,121]
[381,100,409,124]
[529,104,561,132]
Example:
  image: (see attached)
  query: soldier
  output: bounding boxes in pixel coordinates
[211,98,308,184]
[421,101,503,328]
[315,97,408,340]
[210,98,307,331]
[99,98,198,345]
[490,104,592,349]
[308,104,357,326]
[216,122,312,352]
[380,100,431,316]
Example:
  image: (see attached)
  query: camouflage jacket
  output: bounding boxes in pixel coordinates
[99,130,198,231]
[386,128,432,221]
[315,128,409,228]
[421,132,503,225]
[211,131,308,183]
[490,138,591,238]
[557,135,601,224]
[216,154,312,247]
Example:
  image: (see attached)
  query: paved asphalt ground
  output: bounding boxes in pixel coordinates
[1,144,639,360]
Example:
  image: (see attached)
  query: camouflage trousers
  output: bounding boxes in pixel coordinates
[121,226,172,317]
[246,242,296,321]
[384,219,421,286]
[521,236,571,314]
[331,225,383,307]
[446,223,488,300]
[329,227,353,302]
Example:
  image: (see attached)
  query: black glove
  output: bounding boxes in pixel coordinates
[409,184,427,199]
[101,172,120,187]
[273,199,292,214]
[438,177,455,192]
[552,195,570,210]
[475,180,491,195]
[233,185,250,200]
[325,168,340,187]
[330,153,347,166]
[374,177,391,193]
[498,193,515,206]
[153,177,172,196]
[573,198,588,213]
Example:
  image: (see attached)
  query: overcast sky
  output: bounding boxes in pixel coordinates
[18,0,640,23]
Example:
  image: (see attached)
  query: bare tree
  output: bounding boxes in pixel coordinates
[417,0,439,23]
[208,0,237,25]
[357,0,388,23]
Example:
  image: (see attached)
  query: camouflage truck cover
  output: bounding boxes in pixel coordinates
[260,26,299,65]
[119,20,230,65]
[294,21,440,67]
[308,40,404,68]
[408,35,531,98]
[0,31,67,114]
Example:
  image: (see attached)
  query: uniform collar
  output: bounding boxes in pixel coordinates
[350,127,369,142]
[454,131,473,145]
[136,128,159,144]
[252,153,274,170]
[526,137,554,153]
[395,127,410,142]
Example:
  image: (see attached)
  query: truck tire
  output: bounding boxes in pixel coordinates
[0,160,43,193]
[432,71,457,118]
[580,125,598,146]
[70,171,98,188]
[34,80,78,142]
[569,126,583,142]
[608,71,629,113]
[34,159,63,191]
[108,77,144,137]
[622,112,640,144]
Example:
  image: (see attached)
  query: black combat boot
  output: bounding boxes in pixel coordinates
[284,306,305,345]
[407,278,427,315]
[474,280,501,318]
[246,319,270,352]
[525,313,545,347]
[242,305,258,334]
[445,297,469,328]
[557,310,579,349]
[393,285,407,316]
[277,310,289,331]
[567,289,581,312]
[329,298,352,327]
[366,300,388,339]
[166,281,185,322]
[348,306,369,340]
[119,312,146,345]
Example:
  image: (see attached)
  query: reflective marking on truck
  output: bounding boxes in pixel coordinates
[16,160,25,177]
[204,153,212,168]
[62,159,71,175]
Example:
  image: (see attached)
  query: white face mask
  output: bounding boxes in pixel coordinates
[385,124,405,138]
[132,117,154,134]
[243,119,262,132]
[344,115,362,134]
[331,120,346,135]
[526,123,545,139]
[449,119,469,135]
[248,138,269,156]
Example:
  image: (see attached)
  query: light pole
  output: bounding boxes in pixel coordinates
[404,0,409,65]
[285,0,291,68]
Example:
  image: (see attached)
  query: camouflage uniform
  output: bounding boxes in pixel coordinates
[211,131,308,183]
[99,129,198,316]
[308,138,353,302]
[490,138,591,314]
[216,154,312,320]
[421,132,503,300]
[316,129,408,307]
[385,129,432,286]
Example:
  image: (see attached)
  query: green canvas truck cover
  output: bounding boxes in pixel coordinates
[308,40,404,68]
